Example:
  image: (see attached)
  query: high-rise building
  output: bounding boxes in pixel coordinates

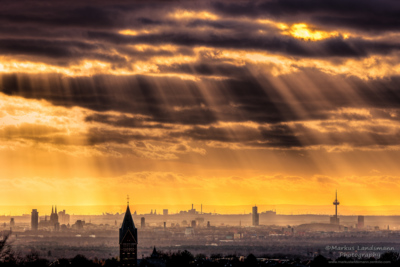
[31,209,39,231]
[252,206,259,226]
[120,202,138,267]
[357,216,364,228]
[163,209,168,216]
[330,191,340,225]
[141,217,145,228]
[58,210,70,225]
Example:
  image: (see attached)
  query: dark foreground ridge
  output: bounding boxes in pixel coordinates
[1,234,399,267]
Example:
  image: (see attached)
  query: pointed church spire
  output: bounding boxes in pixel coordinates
[119,200,137,243]
[55,206,57,214]
[52,206,54,214]
[119,199,138,266]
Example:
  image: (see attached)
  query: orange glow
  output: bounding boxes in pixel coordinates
[1,88,400,213]
[288,23,341,41]
[118,29,157,36]
[169,9,219,20]
[258,20,349,41]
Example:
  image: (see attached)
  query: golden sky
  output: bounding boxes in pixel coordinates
[1,0,400,215]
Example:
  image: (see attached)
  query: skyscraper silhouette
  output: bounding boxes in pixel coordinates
[120,197,138,266]
[31,209,39,231]
[252,206,259,226]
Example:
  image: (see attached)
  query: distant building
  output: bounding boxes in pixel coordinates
[195,217,204,225]
[58,210,70,225]
[74,220,85,230]
[357,216,364,228]
[163,209,168,216]
[185,227,195,236]
[163,222,166,229]
[10,218,15,228]
[261,210,277,216]
[31,209,39,231]
[120,202,138,267]
[141,217,145,228]
[282,226,294,235]
[54,222,60,231]
[191,220,196,228]
[38,206,61,229]
[180,204,198,215]
[252,206,259,226]
[207,221,210,228]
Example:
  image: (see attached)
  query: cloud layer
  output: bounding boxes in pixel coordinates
[1,0,400,209]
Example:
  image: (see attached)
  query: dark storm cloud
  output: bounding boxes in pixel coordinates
[85,114,171,129]
[2,72,400,126]
[86,128,162,145]
[2,70,400,149]
[0,39,98,59]
[2,0,400,150]
[0,0,399,65]
[158,62,250,77]
[211,0,400,33]
[87,31,400,58]
[171,124,302,148]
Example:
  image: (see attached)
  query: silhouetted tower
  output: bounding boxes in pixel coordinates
[141,217,145,228]
[330,190,340,225]
[31,209,39,231]
[333,190,339,217]
[120,196,138,267]
[252,206,259,226]
[357,216,364,228]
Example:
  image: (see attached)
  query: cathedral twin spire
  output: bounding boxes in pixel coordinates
[51,205,57,214]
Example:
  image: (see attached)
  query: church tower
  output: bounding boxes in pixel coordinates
[119,197,137,267]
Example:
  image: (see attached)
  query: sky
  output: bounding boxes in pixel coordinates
[1,0,400,215]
